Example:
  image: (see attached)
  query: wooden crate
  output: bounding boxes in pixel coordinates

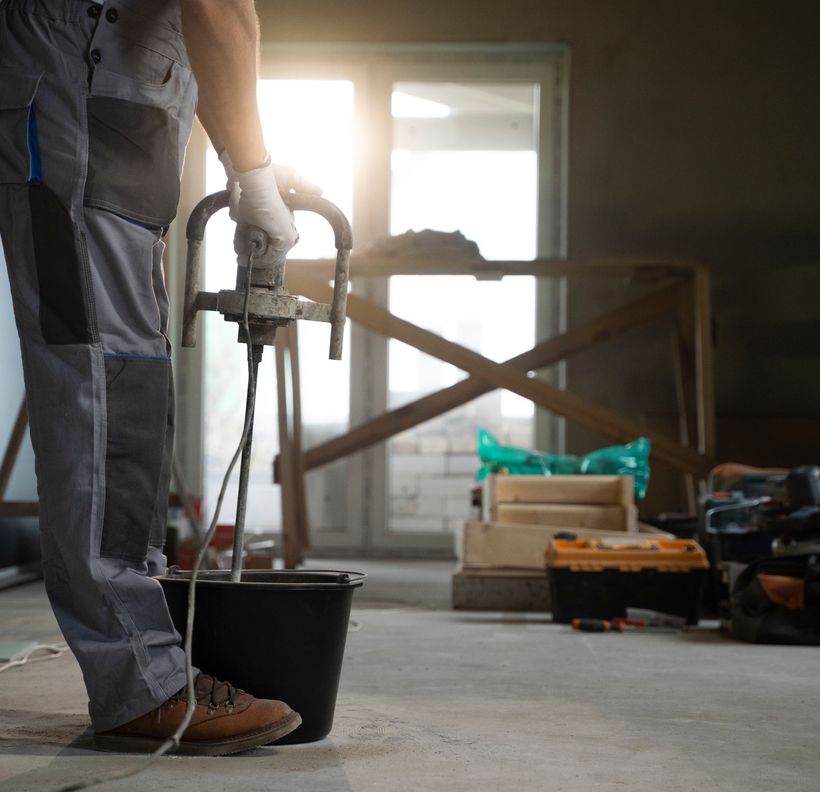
[495,503,637,532]
[484,475,633,518]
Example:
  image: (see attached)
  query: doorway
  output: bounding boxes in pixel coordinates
[184,46,569,556]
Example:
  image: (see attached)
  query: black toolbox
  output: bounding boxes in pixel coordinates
[547,538,709,625]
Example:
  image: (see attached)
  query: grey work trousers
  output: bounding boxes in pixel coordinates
[0,0,198,731]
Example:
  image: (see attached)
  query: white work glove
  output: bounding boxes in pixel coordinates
[219,150,322,257]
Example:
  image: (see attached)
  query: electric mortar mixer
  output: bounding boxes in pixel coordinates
[159,190,365,746]
[183,189,350,577]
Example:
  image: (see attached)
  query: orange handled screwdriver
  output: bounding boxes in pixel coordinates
[571,619,625,633]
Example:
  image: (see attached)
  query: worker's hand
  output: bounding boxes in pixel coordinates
[219,150,322,257]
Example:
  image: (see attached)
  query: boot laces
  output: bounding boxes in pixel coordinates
[170,673,242,714]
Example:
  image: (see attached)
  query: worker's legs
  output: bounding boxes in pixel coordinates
[0,0,197,731]
[0,196,188,732]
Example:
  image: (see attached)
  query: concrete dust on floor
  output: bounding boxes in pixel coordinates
[1,562,819,791]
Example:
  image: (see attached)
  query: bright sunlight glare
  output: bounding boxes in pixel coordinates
[202,80,354,530]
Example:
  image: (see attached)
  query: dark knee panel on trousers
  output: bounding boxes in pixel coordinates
[29,184,97,345]
[102,356,171,561]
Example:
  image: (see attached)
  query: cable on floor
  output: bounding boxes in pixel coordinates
[0,642,68,674]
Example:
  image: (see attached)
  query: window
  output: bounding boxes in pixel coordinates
[387,81,539,535]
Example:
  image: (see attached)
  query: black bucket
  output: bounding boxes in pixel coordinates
[158,569,365,744]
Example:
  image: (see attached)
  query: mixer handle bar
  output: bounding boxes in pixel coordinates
[285,193,352,361]
[182,191,229,349]
[182,189,352,360]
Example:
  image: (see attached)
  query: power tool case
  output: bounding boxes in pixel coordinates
[730,555,820,645]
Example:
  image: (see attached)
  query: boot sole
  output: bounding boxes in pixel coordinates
[93,711,302,757]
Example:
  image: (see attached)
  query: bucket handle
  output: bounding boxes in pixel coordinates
[334,572,367,587]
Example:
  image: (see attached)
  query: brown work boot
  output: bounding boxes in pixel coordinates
[93,673,301,756]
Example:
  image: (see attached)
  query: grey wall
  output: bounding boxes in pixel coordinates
[0,248,37,500]
[259,0,820,454]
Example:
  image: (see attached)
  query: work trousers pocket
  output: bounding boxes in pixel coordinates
[84,57,195,227]
[101,356,171,562]
[84,95,180,227]
[0,68,43,183]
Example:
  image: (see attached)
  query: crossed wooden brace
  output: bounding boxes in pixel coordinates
[279,272,713,481]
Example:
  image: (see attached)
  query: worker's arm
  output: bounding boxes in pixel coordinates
[181,0,309,254]
[181,0,266,171]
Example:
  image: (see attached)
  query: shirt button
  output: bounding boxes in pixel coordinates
[90,49,102,64]
[87,4,101,18]
[105,7,119,23]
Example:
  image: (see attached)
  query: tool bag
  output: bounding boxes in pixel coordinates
[731,555,820,645]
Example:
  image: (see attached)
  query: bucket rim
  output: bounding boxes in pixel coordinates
[158,568,366,590]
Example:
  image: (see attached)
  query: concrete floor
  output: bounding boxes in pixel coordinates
[1,559,818,791]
